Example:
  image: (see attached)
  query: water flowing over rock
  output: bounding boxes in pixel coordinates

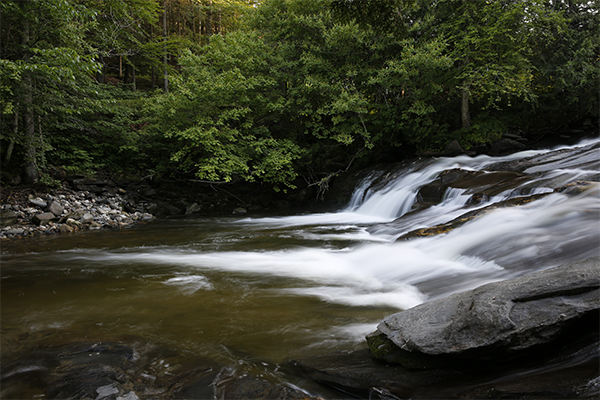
[369,257,600,367]
[294,258,599,399]
[2,138,599,399]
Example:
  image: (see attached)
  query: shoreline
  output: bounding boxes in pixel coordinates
[0,185,154,240]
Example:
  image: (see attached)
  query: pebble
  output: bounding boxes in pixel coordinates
[0,188,154,240]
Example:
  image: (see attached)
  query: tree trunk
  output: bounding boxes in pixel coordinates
[459,0,471,131]
[461,85,471,129]
[131,60,136,91]
[20,3,39,184]
[163,2,169,93]
[4,111,18,165]
[22,75,38,184]
[206,0,213,36]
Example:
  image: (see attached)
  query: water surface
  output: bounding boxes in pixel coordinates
[2,139,599,396]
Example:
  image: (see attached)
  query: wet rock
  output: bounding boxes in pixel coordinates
[185,202,202,214]
[399,193,549,240]
[232,207,247,215]
[32,212,57,225]
[58,224,73,233]
[80,213,95,224]
[117,392,139,400]
[160,202,183,215]
[0,209,18,226]
[141,213,154,221]
[556,180,597,196]
[96,383,119,399]
[46,200,64,216]
[293,349,462,399]
[294,341,599,399]
[488,140,600,174]
[490,137,527,155]
[370,257,600,367]
[416,169,526,204]
[2,339,319,400]
[29,197,47,208]
[443,140,464,155]
[5,228,25,235]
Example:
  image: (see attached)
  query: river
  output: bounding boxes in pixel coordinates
[1,139,599,398]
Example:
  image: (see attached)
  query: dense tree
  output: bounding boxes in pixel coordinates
[143,31,303,188]
[527,0,599,131]
[1,0,101,183]
[330,0,582,147]
[1,0,596,191]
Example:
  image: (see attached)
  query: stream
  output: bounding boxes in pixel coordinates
[1,138,599,398]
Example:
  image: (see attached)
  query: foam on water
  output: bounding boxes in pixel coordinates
[43,140,600,309]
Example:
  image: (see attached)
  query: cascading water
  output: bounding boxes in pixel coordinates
[1,138,599,398]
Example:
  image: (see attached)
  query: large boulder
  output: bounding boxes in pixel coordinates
[369,257,600,368]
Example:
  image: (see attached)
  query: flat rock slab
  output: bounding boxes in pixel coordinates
[293,344,599,399]
[31,212,57,225]
[371,257,600,367]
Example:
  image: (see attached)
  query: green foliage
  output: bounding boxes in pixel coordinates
[1,0,594,191]
[527,1,599,128]
[145,33,303,188]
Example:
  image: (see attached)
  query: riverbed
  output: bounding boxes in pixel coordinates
[2,139,599,398]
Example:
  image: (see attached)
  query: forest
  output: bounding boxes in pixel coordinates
[1,0,598,192]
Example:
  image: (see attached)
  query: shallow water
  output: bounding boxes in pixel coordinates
[2,139,599,397]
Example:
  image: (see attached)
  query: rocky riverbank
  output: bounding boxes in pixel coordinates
[0,173,324,240]
[0,186,154,240]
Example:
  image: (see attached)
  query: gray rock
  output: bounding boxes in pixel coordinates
[80,213,95,224]
[29,197,47,208]
[5,228,24,235]
[32,213,57,225]
[443,139,464,155]
[66,218,83,228]
[372,257,600,365]
[185,202,202,214]
[96,383,119,399]
[116,392,139,400]
[232,207,247,215]
[58,224,73,233]
[0,209,18,226]
[141,213,154,221]
[47,201,64,217]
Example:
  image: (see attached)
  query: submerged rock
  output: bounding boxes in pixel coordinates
[416,168,526,204]
[399,193,549,240]
[370,256,600,368]
[294,257,600,399]
[1,339,317,400]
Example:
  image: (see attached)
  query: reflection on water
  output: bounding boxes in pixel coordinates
[2,139,599,396]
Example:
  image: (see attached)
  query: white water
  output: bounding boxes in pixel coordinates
[42,138,599,311]
[1,137,598,396]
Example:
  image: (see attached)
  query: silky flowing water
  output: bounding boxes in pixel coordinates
[2,139,599,397]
